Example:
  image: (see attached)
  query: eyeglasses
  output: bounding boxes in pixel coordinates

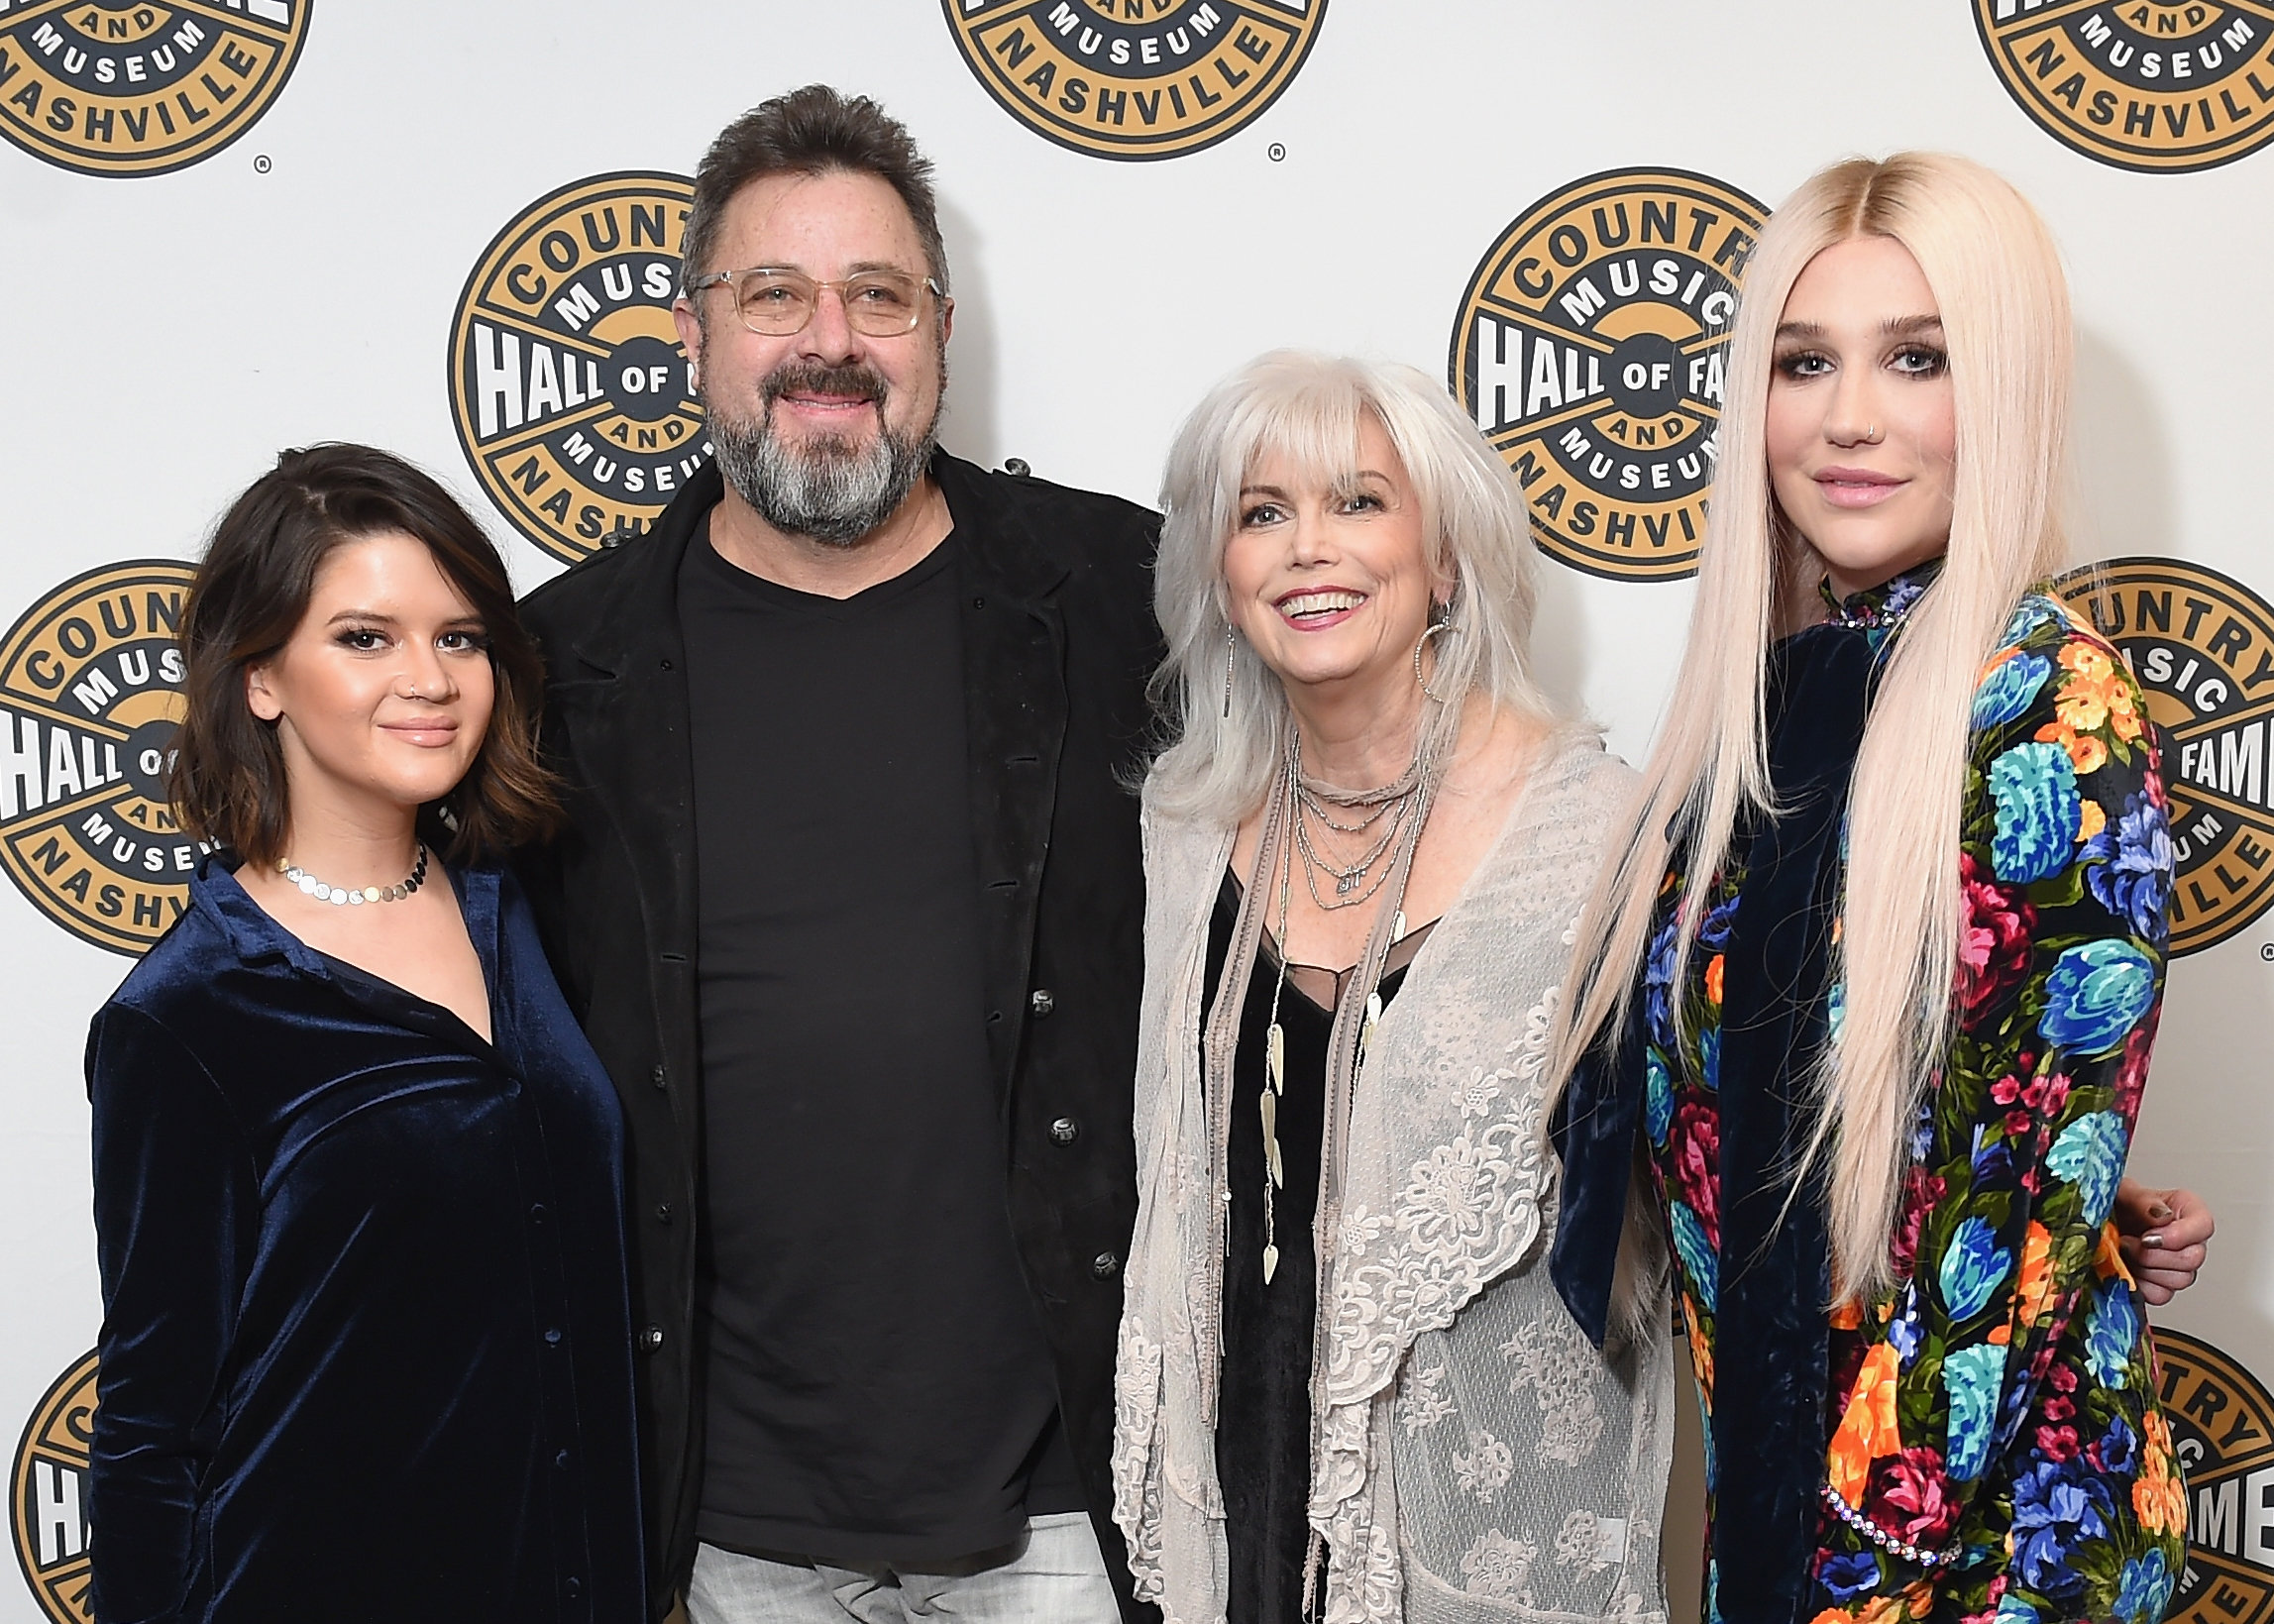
[684,267,942,337]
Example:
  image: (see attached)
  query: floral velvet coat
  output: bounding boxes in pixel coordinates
[1645,587,2185,1624]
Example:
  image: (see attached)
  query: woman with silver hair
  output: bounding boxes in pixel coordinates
[1110,351,1671,1624]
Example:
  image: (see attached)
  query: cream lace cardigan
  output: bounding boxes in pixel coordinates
[1112,731,1675,1624]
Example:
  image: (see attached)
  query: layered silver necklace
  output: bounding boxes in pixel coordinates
[1288,730,1428,911]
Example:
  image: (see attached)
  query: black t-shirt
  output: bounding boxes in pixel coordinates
[679,518,1075,1565]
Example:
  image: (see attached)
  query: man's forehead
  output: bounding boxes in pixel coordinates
[717,169,923,265]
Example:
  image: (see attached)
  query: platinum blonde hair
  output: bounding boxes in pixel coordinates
[1148,351,1561,824]
[1552,154,2075,1305]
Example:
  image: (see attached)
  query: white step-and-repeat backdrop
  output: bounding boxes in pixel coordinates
[3,3,2270,1620]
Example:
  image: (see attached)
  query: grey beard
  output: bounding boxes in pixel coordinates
[710,403,936,547]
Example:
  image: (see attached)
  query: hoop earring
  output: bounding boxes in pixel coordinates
[1414,605,1454,703]
[1223,625,1236,717]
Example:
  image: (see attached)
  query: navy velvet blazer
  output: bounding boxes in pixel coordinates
[84,857,644,1624]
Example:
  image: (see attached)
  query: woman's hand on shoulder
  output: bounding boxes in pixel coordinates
[2112,1177,2214,1304]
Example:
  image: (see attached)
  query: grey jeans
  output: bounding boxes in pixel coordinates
[684,1512,1122,1624]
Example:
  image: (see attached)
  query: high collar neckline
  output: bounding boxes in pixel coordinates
[1817,557,1943,631]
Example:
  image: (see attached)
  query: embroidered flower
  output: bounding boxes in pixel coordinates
[1939,1216,2010,1321]
[2056,640,2144,742]
[2014,1221,2056,1330]
[1645,1045,1675,1148]
[2040,940,2156,1058]
[2002,596,2062,645]
[2095,1415,2136,1476]
[2082,790,2173,947]
[1670,1199,1718,1312]
[2112,1011,2158,1122]
[1889,1166,1947,1282]
[1459,1529,1537,1599]
[1554,1509,1607,1570]
[1671,1098,1722,1249]
[1816,1550,1882,1605]
[1454,1429,1515,1502]
[2113,1551,2174,1624]
[1990,741,2083,884]
[1644,913,1679,1049]
[1942,1343,2004,1482]
[2010,1457,2113,1596]
[1339,1204,1387,1257]
[1973,650,2052,729]
[1828,1342,1901,1505]
[1957,852,2036,1017]
[2084,1279,2141,1388]
[2132,1412,2186,1537]
[1871,1444,1958,1546]
[2046,1111,2129,1228]
[2035,717,2110,776]
[1396,1356,1455,1436]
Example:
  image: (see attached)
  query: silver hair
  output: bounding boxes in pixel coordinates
[1147,350,1562,824]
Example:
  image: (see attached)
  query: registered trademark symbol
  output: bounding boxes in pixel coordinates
[2260,942,2273,962]
[1267,144,1287,162]
[253,154,272,174]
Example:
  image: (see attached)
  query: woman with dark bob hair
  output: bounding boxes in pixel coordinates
[85,444,644,1623]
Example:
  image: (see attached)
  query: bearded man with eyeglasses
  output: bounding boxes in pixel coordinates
[517,84,1159,1624]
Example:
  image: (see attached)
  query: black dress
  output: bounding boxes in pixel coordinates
[1201,872,1432,1624]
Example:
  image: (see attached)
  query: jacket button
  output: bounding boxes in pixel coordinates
[1049,1116,1079,1144]
[1091,1250,1121,1280]
[1003,457,1031,478]
[544,1327,563,1347]
[650,1063,667,1090]
[1029,988,1056,1019]
[566,1576,582,1598]
[655,1204,674,1226]
[639,1325,665,1354]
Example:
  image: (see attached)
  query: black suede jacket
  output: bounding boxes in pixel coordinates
[515,452,1162,1622]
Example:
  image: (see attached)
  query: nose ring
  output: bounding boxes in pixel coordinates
[1861,423,1884,444]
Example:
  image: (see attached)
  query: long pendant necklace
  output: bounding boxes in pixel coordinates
[1257,725,1429,1285]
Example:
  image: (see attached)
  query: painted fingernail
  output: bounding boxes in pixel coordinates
[2142,1233,2164,1247]
[2147,1202,2175,1222]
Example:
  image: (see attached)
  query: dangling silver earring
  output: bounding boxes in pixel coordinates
[1414,600,1454,702]
[1223,626,1237,717]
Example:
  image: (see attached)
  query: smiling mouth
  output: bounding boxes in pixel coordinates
[1275,588,1367,627]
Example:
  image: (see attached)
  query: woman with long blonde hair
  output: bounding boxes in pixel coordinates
[1548,154,2188,1624]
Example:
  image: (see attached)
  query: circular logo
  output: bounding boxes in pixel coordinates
[2151,1328,2274,1623]
[447,172,707,567]
[0,561,200,958]
[942,0,1327,161]
[11,1350,97,1624]
[1450,168,1767,583]
[2054,557,2274,956]
[0,1,309,178]
[1975,0,2274,173]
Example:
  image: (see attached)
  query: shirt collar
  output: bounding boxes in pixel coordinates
[1818,555,1945,632]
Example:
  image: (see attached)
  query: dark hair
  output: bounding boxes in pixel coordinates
[681,84,949,300]
[170,443,560,868]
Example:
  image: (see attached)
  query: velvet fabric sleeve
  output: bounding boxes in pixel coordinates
[1808,602,2187,1624]
[86,1003,258,1624]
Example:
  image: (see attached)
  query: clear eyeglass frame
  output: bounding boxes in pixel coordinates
[684,266,943,337]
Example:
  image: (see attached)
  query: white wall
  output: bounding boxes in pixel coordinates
[4,4,2268,1619]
